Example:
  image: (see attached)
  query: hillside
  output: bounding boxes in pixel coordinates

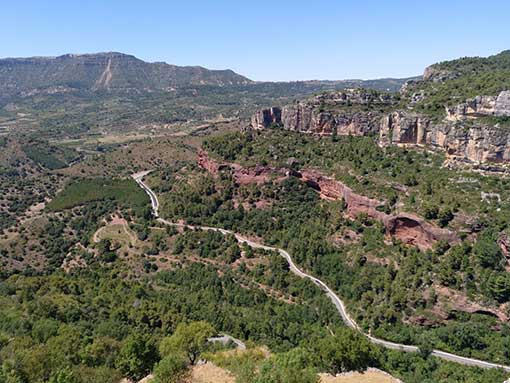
[0,52,415,103]
[423,50,510,82]
[0,52,252,98]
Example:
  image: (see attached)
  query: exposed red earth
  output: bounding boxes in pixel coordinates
[198,150,458,250]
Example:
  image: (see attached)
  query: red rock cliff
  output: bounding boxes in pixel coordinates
[198,152,459,250]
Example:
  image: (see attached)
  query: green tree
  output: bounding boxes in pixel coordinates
[152,355,189,383]
[474,230,503,269]
[255,348,319,383]
[490,274,510,303]
[312,328,380,374]
[159,321,215,365]
[48,367,77,383]
[115,333,157,380]
[437,208,454,227]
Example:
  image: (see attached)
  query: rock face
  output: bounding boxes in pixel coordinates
[433,285,509,322]
[446,91,510,119]
[251,89,510,165]
[198,152,458,250]
[251,107,282,130]
[495,91,510,116]
[252,89,397,136]
[379,111,430,145]
[379,111,510,163]
[197,150,230,175]
[297,169,458,250]
[198,150,286,184]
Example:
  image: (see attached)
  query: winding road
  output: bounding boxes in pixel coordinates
[132,171,510,373]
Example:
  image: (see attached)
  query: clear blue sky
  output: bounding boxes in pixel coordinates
[2,0,509,81]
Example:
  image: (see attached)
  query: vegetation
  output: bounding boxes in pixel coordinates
[203,129,510,224]
[47,178,150,216]
[3,50,510,383]
[150,130,510,364]
[22,140,79,170]
[409,50,510,119]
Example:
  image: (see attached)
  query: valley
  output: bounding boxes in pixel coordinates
[2,49,510,383]
[134,169,510,371]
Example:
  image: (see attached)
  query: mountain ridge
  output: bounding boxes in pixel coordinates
[0,51,253,97]
[0,52,419,101]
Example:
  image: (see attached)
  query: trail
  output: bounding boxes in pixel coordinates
[132,171,510,373]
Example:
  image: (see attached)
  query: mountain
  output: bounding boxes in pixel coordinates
[0,52,252,97]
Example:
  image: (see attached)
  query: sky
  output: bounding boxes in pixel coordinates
[2,0,510,81]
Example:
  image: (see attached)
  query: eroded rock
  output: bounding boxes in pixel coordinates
[298,169,457,250]
[252,89,397,136]
[198,152,458,251]
[251,89,510,165]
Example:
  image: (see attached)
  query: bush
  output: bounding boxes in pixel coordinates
[153,355,188,383]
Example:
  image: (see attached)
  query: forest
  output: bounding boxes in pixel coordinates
[151,130,510,366]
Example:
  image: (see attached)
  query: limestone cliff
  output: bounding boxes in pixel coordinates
[250,51,510,166]
[251,90,510,165]
[379,110,510,163]
[251,89,397,136]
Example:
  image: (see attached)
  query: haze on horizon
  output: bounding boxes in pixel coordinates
[2,0,510,82]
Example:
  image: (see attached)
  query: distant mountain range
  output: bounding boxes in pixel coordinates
[0,52,253,97]
[0,52,417,100]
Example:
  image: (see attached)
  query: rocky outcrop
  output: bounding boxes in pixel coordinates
[251,85,510,165]
[296,169,458,250]
[422,65,459,83]
[433,285,509,322]
[252,89,397,136]
[198,150,286,185]
[379,111,510,163]
[230,163,287,185]
[197,150,229,175]
[446,91,510,120]
[385,213,458,249]
[198,151,459,250]
[298,169,385,218]
[379,111,430,145]
[251,107,282,130]
[199,152,459,250]
[496,91,510,116]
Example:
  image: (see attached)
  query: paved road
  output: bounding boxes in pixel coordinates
[208,334,247,350]
[133,171,510,373]
[132,171,159,217]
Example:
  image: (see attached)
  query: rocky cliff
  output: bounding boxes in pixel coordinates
[251,89,397,136]
[250,51,510,166]
[198,151,458,250]
[251,89,510,165]
[297,169,458,250]
[445,91,510,119]
[379,109,510,163]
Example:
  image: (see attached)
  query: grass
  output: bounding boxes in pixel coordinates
[190,363,236,383]
[22,145,68,169]
[46,178,149,213]
[93,224,136,246]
